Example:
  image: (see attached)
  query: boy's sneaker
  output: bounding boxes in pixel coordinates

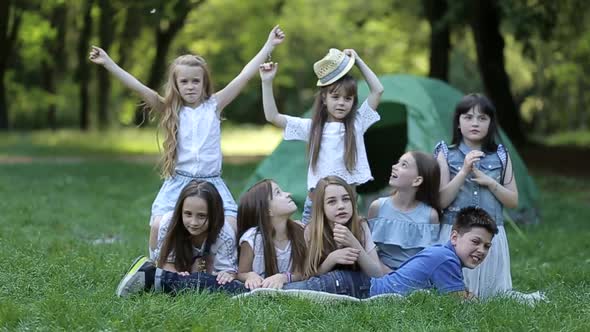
[116,256,156,298]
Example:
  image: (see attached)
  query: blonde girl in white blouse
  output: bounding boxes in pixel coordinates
[89,26,286,253]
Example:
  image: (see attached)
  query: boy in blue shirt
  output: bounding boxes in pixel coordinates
[369,206,498,298]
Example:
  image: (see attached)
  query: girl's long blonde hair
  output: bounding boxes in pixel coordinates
[155,55,213,178]
[308,74,358,172]
[304,176,365,278]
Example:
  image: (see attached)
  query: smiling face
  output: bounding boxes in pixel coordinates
[389,152,422,189]
[268,182,297,217]
[323,89,355,122]
[451,226,493,269]
[322,184,353,225]
[458,106,491,146]
[181,195,209,238]
[175,65,205,107]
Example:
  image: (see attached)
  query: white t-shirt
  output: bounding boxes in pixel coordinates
[151,211,238,273]
[175,96,222,176]
[239,227,292,277]
[283,99,380,189]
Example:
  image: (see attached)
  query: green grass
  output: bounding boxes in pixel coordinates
[533,130,590,148]
[0,124,282,157]
[1,157,589,330]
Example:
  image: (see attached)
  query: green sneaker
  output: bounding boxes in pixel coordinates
[115,256,155,298]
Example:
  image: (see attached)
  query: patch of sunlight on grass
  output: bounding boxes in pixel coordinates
[221,124,282,155]
[541,130,590,148]
[0,124,283,157]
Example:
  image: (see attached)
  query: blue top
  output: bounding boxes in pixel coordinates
[433,141,506,226]
[368,197,439,269]
[369,241,465,296]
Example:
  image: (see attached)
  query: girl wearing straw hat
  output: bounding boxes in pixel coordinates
[259,48,384,224]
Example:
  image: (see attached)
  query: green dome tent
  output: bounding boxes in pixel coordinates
[243,74,539,224]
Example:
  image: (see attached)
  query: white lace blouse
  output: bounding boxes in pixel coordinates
[175,96,222,176]
[283,99,380,190]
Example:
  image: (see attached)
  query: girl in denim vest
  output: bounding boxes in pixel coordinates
[434,93,518,298]
[367,151,442,273]
[90,26,285,252]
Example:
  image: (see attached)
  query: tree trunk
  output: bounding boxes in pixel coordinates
[118,6,142,69]
[97,0,114,129]
[42,4,66,131]
[470,0,525,145]
[134,1,197,126]
[424,0,450,82]
[77,0,93,130]
[0,0,22,130]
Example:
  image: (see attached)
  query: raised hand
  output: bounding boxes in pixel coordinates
[343,48,359,61]
[333,224,361,249]
[259,62,278,82]
[267,25,286,47]
[88,45,113,66]
[462,150,485,175]
[329,247,361,265]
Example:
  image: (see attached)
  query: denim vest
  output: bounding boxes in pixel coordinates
[435,141,505,226]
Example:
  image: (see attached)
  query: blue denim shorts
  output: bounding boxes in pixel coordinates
[151,170,238,222]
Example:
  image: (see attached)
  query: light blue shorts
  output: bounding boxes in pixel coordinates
[151,170,238,223]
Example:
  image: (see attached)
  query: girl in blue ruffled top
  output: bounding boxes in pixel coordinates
[368,151,442,273]
[433,93,518,298]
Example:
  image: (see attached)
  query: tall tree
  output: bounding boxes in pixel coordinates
[97,0,114,129]
[0,0,23,130]
[134,0,202,126]
[424,0,450,81]
[470,0,525,145]
[41,2,67,130]
[76,0,93,130]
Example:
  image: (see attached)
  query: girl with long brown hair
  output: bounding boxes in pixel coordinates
[116,180,246,297]
[259,48,384,224]
[367,151,442,273]
[236,180,307,289]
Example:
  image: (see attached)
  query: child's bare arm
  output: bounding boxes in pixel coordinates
[344,49,383,110]
[215,25,285,112]
[89,46,162,110]
[260,62,287,128]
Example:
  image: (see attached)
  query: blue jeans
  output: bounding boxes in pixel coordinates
[155,269,247,295]
[301,195,313,224]
[283,270,371,299]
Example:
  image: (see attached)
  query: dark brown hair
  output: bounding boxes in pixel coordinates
[452,206,498,236]
[158,180,224,272]
[410,151,442,218]
[308,74,358,172]
[237,179,307,275]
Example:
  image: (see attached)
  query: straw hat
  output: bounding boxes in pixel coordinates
[313,48,355,87]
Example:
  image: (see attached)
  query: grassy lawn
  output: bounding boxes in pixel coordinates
[0,125,283,158]
[0,156,589,330]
